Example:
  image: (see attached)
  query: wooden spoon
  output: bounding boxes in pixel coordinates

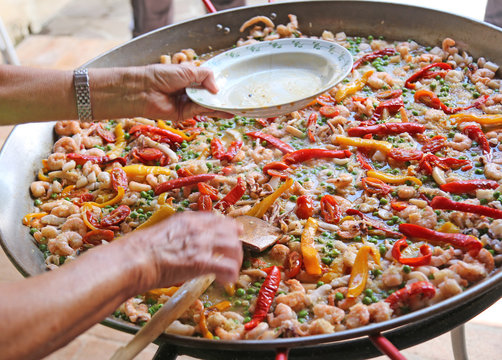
[110,216,280,360]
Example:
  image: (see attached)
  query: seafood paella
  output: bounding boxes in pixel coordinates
[24,14,502,340]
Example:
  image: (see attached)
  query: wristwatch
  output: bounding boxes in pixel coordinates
[73,68,93,121]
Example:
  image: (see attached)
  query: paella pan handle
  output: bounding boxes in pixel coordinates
[275,348,289,360]
[369,333,407,360]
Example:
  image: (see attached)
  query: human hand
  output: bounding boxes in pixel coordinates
[140,63,233,122]
[132,212,243,291]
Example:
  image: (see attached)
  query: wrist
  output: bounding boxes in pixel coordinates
[89,67,147,120]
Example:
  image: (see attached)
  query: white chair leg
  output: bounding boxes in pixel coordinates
[451,325,469,360]
[0,17,20,65]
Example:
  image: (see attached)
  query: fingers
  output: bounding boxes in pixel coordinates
[190,66,219,94]
[203,257,242,285]
[181,101,234,121]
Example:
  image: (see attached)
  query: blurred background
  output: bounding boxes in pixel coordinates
[0,0,500,359]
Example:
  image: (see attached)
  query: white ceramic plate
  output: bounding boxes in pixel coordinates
[186,38,353,118]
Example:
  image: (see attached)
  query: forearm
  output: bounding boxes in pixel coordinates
[0,65,146,125]
[0,237,151,360]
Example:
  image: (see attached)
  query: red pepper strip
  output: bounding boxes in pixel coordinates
[370,97,404,122]
[82,229,115,246]
[244,265,281,331]
[110,168,128,192]
[440,179,499,194]
[352,48,397,71]
[210,138,226,159]
[225,141,243,161]
[388,148,424,162]
[177,168,193,177]
[391,200,408,212]
[431,196,502,220]
[246,131,294,154]
[421,135,447,154]
[154,174,216,195]
[283,149,352,165]
[296,195,314,219]
[405,62,453,89]
[347,122,425,137]
[316,94,336,106]
[198,194,213,211]
[79,192,94,205]
[376,89,403,100]
[263,161,291,179]
[285,251,302,279]
[97,124,116,143]
[417,154,470,175]
[307,113,318,143]
[132,148,166,165]
[197,182,219,201]
[463,125,491,161]
[100,205,131,227]
[319,105,340,118]
[385,281,436,310]
[399,222,483,256]
[414,89,470,115]
[129,124,184,144]
[361,177,392,195]
[346,209,402,237]
[66,153,127,167]
[391,237,432,266]
[465,94,490,110]
[357,151,374,171]
[214,177,246,212]
[320,194,341,224]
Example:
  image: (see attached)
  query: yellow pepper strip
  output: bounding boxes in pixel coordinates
[107,123,126,158]
[81,203,98,231]
[437,221,460,233]
[119,165,171,182]
[335,70,374,102]
[84,187,125,209]
[199,310,214,339]
[157,192,169,205]
[247,178,294,218]
[450,113,502,126]
[367,170,422,186]
[22,212,48,226]
[158,120,197,141]
[135,204,175,230]
[209,300,232,312]
[38,169,50,182]
[60,185,75,198]
[334,135,393,154]
[301,217,322,276]
[224,283,236,296]
[347,245,381,298]
[145,286,179,300]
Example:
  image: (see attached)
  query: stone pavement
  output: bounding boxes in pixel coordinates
[0,0,501,359]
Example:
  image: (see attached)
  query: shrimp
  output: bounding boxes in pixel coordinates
[442,37,457,55]
[47,231,82,256]
[81,135,103,149]
[276,281,309,311]
[165,320,195,336]
[84,148,106,157]
[430,246,455,267]
[30,181,50,197]
[268,244,290,265]
[41,225,59,239]
[338,220,362,239]
[172,52,188,64]
[47,153,66,170]
[124,298,151,323]
[51,202,79,218]
[312,304,345,325]
[244,322,278,340]
[450,261,487,282]
[471,68,495,85]
[408,206,437,229]
[382,265,404,287]
[345,303,370,329]
[268,303,297,328]
[445,69,464,83]
[367,72,397,89]
[464,248,495,272]
[432,278,462,303]
[239,16,275,33]
[484,163,502,181]
[53,136,78,154]
[368,301,393,323]
[61,217,87,237]
[54,120,81,136]
[214,326,245,340]
[397,185,416,199]
[326,173,352,188]
[308,318,335,335]
[448,133,472,151]
[489,219,502,238]
[423,109,445,122]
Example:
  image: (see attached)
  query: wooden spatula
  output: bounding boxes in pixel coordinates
[110,216,280,360]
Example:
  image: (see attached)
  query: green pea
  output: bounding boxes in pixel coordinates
[234,300,242,307]
[475,169,484,175]
[493,191,500,199]
[34,199,42,206]
[245,294,253,300]
[335,292,344,301]
[243,316,251,323]
[403,265,411,274]
[380,198,388,205]
[480,198,489,205]
[364,289,374,297]
[428,273,435,280]
[353,235,362,242]
[379,245,387,256]
[180,141,188,149]
[235,288,245,297]
[289,195,298,201]
[38,244,47,252]
[51,193,58,199]
[362,296,373,305]
[372,269,383,277]
[297,309,308,318]
[29,228,38,235]
[371,295,379,303]
[321,256,333,265]
[317,281,325,288]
